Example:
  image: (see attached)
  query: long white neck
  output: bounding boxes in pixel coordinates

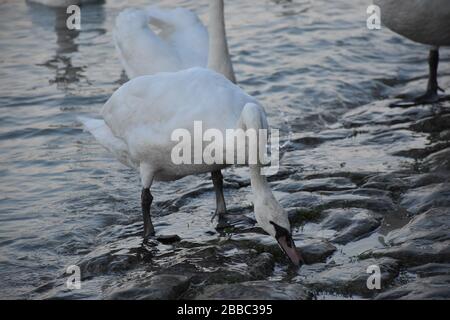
[249,165,274,200]
[240,103,277,205]
[207,0,236,83]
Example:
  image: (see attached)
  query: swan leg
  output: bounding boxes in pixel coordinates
[140,163,155,240]
[390,48,449,108]
[141,188,155,239]
[211,170,228,229]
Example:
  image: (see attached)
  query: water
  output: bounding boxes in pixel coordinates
[0,0,446,299]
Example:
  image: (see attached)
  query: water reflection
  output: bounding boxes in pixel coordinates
[270,0,311,17]
[26,1,105,91]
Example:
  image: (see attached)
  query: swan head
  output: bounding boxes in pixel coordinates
[253,196,304,266]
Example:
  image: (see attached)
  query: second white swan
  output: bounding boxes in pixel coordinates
[113,0,235,82]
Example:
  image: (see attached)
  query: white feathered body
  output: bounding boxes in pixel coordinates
[374,0,450,46]
[81,68,263,181]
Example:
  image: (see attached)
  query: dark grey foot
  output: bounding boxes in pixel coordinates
[389,88,448,108]
[141,188,155,241]
[390,48,448,108]
[215,215,233,232]
[143,229,156,241]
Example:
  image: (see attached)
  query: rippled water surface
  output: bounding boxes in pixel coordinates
[1,0,449,299]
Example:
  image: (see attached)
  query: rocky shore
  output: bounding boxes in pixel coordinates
[35,76,450,300]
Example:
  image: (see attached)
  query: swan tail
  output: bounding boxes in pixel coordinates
[78,116,136,168]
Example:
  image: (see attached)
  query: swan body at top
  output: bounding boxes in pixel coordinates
[374,0,450,107]
[113,0,235,83]
[113,7,208,79]
[79,67,302,266]
[28,0,101,7]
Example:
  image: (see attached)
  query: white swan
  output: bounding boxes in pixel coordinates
[374,0,450,106]
[79,68,302,266]
[113,0,235,83]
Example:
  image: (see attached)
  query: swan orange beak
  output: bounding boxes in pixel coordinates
[277,235,304,267]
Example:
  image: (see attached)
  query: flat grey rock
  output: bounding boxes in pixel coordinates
[302,258,399,296]
[367,208,450,266]
[408,263,450,278]
[107,274,191,300]
[375,275,450,300]
[400,183,450,215]
[320,208,382,244]
[297,239,336,264]
[274,177,356,193]
[195,281,313,300]
[321,191,396,213]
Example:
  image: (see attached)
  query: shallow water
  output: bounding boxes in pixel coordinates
[0,0,448,299]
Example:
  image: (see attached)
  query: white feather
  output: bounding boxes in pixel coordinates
[113,7,208,79]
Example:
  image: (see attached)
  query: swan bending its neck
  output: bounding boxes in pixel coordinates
[80,69,302,266]
[208,0,236,83]
[240,102,302,265]
[248,164,301,265]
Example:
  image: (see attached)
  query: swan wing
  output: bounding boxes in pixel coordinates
[113,8,181,79]
[145,6,208,69]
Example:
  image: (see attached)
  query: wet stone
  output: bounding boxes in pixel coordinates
[280,192,323,209]
[107,274,191,300]
[195,281,313,300]
[320,208,382,244]
[274,177,356,193]
[400,184,450,215]
[77,242,143,279]
[367,208,450,266]
[410,113,450,134]
[247,253,276,279]
[160,246,276,291]
[341,101,433,128]
[408,263,450,278]
[404,172,450,189]
[439,130,450,141]
[320,190,396,214]
[289,128,355,146]
[302,258,399,297]
[361,173,408,193]
[423,147,450,172]
[297,239,336,264]
[375,276,450,300]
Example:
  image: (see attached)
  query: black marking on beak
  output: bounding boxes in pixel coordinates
[270,221,292,244]
[270,221,304,266]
